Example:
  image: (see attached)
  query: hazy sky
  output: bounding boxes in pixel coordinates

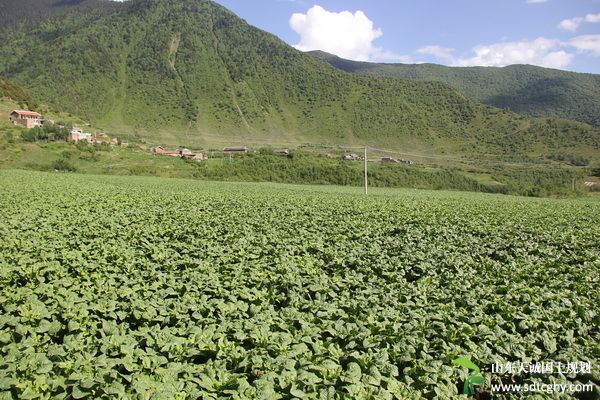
[212,0,600,73]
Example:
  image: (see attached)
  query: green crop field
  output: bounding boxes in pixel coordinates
[0,170,598,399]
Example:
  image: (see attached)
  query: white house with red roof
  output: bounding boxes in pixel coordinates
[10,110,43,129]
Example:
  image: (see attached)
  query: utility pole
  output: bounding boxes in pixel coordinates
[364,146,368,195]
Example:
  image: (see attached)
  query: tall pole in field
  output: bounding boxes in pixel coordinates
[364,147,368,195]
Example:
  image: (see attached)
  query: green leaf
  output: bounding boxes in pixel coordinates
[452,357,480,373]
[290,385,307,398]
[469,374,485,385]
[104,382,126,396]
[0,391,15,400]
[344,362,362,384]
[0,333,11,345]
[543,335,557,353]
[72,386,90,399]
[36,362,53,375]
[298,370,321,386]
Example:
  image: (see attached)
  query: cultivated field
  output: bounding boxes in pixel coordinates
[0,170,598,399]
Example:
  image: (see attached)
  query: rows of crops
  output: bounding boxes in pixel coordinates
[0,170,598,399]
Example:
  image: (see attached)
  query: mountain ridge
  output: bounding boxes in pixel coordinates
[307,50,600,128]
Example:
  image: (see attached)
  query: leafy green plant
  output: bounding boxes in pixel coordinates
[453,357,485,398]
[0,170,598,399]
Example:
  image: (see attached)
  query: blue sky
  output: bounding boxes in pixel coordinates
[212,0,600,73]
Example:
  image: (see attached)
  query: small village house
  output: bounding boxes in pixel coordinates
[151,146,181,157]
[69,127,93,143]
[121,141,129,148]
[381,156,413,165]
[151,145,206,160]
[223,146,248,154]
[343,154,362,161]
[10,110,43,129]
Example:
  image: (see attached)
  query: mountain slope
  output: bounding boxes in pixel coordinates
[0,0,120,30]
[0,77,37,110]
[308,50,600,128]
[0,0,598,161]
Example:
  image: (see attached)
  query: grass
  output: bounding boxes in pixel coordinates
[0,99,594,199]
[0,132,593,198]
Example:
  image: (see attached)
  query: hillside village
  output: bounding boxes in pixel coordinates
[8,109,420,164]
[10,109,129,147]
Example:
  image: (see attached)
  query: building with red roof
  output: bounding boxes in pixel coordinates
[10,110,43,129]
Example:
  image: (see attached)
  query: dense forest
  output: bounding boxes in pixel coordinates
[309,51,600,128]
[0,0,598,162]
[0,0,121,30]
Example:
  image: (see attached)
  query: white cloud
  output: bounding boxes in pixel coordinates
[289,5,405,62]
[584,13,600,23]
[568,34,600,56]
[559,17,584,32]
[417,45,455,62]
[421,35,600,70]
[558,13,600,31]
[453,38,574,69]
[526,0,548,3]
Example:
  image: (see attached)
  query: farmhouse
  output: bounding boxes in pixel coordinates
[381,156,413,165]
[223,146,248,154]
[152,146,184,157]
[151,145,206,161]
[10,110,42,129]
[69,127,93,143]
[343,154,362,161]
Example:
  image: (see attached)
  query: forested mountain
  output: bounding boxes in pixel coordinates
[308,51,600,128]
[0,0,120,30]
[0,0,598,160]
